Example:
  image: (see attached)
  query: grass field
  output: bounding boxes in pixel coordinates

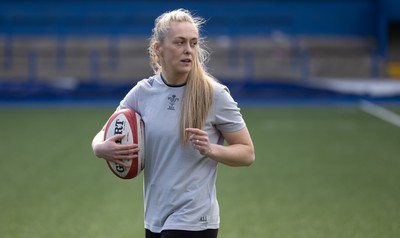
[1,105,399,238]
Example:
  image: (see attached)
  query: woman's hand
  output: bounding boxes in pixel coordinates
[92,132,139,168]
[185,127,255,167]
[185,128,213,156]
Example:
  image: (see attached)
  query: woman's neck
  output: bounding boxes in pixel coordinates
[161,72,188,86]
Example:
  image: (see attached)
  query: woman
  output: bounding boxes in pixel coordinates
[92,9,255,238]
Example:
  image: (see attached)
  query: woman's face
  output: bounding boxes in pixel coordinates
[156,21,198,80]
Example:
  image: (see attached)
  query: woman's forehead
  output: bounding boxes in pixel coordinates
[167,21,198,39]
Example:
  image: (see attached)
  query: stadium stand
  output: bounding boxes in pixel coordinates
[0,0,400,102]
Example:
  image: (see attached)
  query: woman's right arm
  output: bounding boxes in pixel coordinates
[93,81,142,167]
[91,129,138,167]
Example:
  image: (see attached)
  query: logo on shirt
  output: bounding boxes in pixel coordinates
[199,216,208,222]
[148,77,154,86]
[167,94,179,110]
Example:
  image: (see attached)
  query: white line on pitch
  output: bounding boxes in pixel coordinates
[359,100,400,128]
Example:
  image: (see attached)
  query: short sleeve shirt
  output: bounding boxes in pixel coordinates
[118,74,245,232]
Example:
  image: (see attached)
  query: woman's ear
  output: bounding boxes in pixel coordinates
[154,42,161,56]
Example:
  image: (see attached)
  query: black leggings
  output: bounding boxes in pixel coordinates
[145,229,218,238]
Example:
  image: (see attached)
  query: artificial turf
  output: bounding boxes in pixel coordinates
[0,106,399,238]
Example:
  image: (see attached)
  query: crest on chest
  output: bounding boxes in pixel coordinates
[167,94,180,110]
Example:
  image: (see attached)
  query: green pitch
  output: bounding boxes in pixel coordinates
[0,106,399,238]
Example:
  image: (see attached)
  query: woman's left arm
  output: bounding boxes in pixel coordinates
[186,127,255,167]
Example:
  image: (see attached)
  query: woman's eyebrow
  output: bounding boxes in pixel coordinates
[174,36,198,40]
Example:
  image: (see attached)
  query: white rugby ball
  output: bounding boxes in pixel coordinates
[103,108,145,179]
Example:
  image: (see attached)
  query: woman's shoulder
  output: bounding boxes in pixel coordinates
[124,75,160,99]
[136,75,160,89]
[209,78,241,112]
[210,79,231,98]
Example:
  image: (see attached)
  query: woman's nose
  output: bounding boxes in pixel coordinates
[184,43,192,54]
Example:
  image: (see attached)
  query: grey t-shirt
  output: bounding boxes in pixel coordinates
[118,74,245,232]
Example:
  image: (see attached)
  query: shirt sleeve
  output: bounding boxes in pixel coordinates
[118,86,139,111]
[117,79,146,113]
[213,84,246,133]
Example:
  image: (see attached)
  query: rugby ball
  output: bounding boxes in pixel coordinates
[103,108,145,179]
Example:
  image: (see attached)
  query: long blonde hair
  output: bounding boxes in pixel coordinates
[148,9,215,144]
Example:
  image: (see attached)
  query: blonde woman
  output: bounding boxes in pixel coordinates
[92,9,255,238]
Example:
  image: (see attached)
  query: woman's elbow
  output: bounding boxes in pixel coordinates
[238,146,255,167]
[244,149,255,166]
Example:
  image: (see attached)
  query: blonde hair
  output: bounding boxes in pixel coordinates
[148,9,215,144]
